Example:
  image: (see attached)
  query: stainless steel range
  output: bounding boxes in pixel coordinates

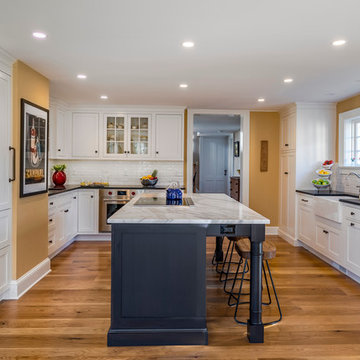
[99,188,131,232]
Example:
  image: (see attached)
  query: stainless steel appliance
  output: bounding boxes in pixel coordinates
[99,189,131,232]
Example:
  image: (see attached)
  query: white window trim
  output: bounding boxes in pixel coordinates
[338,107,360,168]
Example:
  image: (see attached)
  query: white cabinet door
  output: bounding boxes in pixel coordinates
[0,71,11,211]
[279,152,296,237]
[70,192,78,239]
[155,114,183,160]
[72,113,99,158]
[328,227,344,265]
[55,109,72,158]
[0,209,11,250]
[315,223,329,255]
[127,114,152,158]
[0,246,10,298]
[55,204,66,247]
[345,220,360,276]
[298,205,315,246]
[280,111,296,151]
[78,190,98,233]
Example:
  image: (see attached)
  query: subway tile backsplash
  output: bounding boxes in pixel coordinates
[49,160,184,187]
[331,164,360,195]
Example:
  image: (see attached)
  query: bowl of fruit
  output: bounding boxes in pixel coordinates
[316,169,332,177]
[322,160,334,170]
[140,170,158,186]
[312,178,331,189]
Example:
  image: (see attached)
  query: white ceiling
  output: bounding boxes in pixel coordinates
[0,0,360,109]
[194,114,240,133]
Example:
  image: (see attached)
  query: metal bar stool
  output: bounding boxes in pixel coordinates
[228,238,282,326]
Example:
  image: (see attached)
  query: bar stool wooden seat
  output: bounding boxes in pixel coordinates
[228,238,282,326]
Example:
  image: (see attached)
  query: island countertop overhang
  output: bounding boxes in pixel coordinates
[108,193,270,225]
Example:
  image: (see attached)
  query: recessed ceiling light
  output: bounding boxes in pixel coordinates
[100,95,108,100]
[179,83,188,88]
[257,98,265,102]
[77,74,87,79]
[332,39,347,46]
[284,78,293,83]
[32,32,47,39]
[182,41,194,48]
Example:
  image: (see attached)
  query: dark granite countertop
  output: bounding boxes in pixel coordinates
[48,184,184,196]
[339,198,360,206]
[296,189,358,198]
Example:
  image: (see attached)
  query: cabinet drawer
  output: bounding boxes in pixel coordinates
[343,205,360,222]
[297,195,313,208]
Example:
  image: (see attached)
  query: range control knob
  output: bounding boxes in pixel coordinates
[109,191,113,195]
[131,191,136,196]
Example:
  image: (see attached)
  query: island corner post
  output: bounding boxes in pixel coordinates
[107,222,266,346]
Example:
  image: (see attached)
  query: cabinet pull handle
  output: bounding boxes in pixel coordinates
[9,146,16,182]
[73,196,77,199]
[64,209,69,213]
[50,202,54,205]
[95,150,98,154]
[301,199,308,202]
[49,219,53,222]
[350,223,355,227]
[91,195,94,198]
[284,172,288,175]
[49,240,53,243]
[285,144,289,146]
[351,212,355,215]
[57,149,61,152]
[156,151,159,154]
[323,230,329,234]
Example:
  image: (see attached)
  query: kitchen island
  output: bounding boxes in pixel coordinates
[107,193,270,346]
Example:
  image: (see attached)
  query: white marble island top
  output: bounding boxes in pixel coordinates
[108,193,270,225]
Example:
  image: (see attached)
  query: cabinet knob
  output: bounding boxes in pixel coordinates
[156,151,159,154]
[73,196,77,199]
[49,240,53,244]
[91,195,94,198]
[49,202,54,205]
[64,209,69,213]
[49,219,53,222]
[285,144,289,147]
[95,150,98,154]
[284,172,288,175]
[57,149,61,152]
[350,223,355,227]
[351,212,355,215]
[323,230,329,234]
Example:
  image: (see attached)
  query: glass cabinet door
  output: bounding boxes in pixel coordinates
[106,116,125,154]
[129,116,149,155]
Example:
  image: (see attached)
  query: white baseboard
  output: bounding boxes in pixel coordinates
[278,229,299,246]
[265,226,278,235]
[4,257,51,300]
[75,233,111,241]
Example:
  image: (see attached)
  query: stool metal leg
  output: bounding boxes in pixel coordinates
[233,259,248,325]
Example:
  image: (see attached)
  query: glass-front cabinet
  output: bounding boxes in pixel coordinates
[104,114,151,158]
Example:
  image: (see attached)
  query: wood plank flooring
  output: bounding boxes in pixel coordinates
[1,236,360,359]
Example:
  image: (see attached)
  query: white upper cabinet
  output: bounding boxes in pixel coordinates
[72,113,99,158]
[103,114,152,159]
[49,104,72,159]
[154,114,183,160]
[0,71,11,212]
[280,107,296,151]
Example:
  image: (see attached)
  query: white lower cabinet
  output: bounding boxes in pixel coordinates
[344,219,360,277]
[315,222,343,264]
[48,191,80,257]
[297,195,315,247]
[78,189,99,234]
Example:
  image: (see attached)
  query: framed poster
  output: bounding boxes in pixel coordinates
[20,99,49,197]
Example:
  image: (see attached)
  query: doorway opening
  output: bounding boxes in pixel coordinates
[193,114,241,198]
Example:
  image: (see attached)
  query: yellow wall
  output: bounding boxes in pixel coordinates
[336,92,360,161]
[249,111,280,226]
[12,60,49,279]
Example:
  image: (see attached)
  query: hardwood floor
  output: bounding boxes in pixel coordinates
[1,236,360,359]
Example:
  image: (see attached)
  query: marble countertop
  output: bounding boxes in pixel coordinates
[108,193,270,225]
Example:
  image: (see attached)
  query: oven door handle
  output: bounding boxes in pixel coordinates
[103,200,129,204]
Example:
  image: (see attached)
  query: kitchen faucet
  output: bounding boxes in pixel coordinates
[347,172,360,198]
